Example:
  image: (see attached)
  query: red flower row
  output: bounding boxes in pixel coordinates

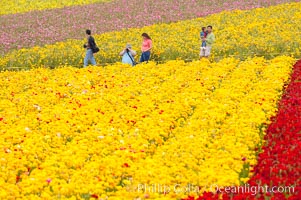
[184,59,301,200]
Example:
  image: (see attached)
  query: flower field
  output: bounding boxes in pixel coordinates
[1,0,301,199]
[0,56,296,199]
[184,57,301,200]
[0,0,299,55]
[1,2,301,69]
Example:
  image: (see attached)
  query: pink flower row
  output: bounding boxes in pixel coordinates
[0,0,299,55]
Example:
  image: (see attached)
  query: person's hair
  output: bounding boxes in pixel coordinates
[207,25,213,29]
[142,33,151,40]
[86,29,91,35]
[202,27,206,31]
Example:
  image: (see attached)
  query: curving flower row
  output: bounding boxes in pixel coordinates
[1,0,299,54]
[1,2,301,69]
[0,0,111,16]
[0,56,295,199]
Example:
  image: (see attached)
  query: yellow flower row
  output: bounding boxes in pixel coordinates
[1,2,301,69]
[0,0,111,15]
[0,56,294,199]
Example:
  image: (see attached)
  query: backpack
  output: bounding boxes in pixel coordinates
[89,36,100,53]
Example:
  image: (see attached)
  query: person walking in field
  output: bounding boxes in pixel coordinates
[119,44,137,66]
[83,29,97,67]
[200,25,215,58]
[140,33,152,63]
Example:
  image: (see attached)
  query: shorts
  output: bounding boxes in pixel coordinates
[200,46,212,57]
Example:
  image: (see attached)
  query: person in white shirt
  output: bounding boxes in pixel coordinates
[119,44,137,66]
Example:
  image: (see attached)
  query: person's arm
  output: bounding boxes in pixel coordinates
[206,34,215,45]
[84,37,89,49]
[119,49,126,56]
[129,49,137,56]
[142,40,152,52]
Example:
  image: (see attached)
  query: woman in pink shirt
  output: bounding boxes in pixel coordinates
[140,33,152,63]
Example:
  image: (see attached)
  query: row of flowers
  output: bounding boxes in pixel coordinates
[0,56,295,199]
[233,59,301,200]
[183,57,301,200]
[0,0,110,16]
[1,2,301,69]
[1,0,299,54]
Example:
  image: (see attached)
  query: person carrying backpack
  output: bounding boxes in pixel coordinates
[83,29,99,67]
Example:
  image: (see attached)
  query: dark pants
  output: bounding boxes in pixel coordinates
[140,51,151,62]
